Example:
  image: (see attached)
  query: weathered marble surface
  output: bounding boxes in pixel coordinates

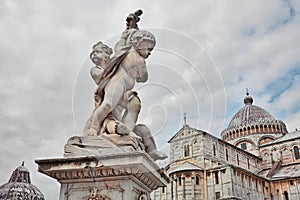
[64,135,145,158]
[80,9,167,162]
[36,152,168,200]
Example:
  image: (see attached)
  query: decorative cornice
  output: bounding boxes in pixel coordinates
[35,152,168,191]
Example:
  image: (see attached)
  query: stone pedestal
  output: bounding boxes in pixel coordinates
[35,135,168,200]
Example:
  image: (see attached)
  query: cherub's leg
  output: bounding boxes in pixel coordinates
[106,120,130,135]
[112,106,124,121]
[122,95,141,132]
[82,112,94,136]
[133,124,167,161]
[89,84,125,135]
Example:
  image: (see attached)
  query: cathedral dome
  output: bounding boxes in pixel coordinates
[228,97,275,129]
[0,163,45,200]
[221,92,287,141]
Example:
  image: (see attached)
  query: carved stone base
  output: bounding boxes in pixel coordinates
[35,151,168,200]
[64,135,145,158]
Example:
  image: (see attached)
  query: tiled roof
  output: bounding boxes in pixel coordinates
[272,164,300,179]
[228,97,276,129]
[169,162,202,174]
[0,163,45,200]
[258,163,300,179]
[262,130,300,146]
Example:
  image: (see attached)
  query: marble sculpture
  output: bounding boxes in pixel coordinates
[81,10,167,161]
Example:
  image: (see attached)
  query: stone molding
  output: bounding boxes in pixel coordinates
[35,151,167,191]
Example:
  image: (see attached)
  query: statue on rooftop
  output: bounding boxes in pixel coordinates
[81,10,167,161]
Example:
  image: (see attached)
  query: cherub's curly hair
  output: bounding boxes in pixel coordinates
[91,41,113,55]
[130,30,156,48]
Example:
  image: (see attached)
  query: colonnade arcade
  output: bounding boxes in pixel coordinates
[169,171,203,199]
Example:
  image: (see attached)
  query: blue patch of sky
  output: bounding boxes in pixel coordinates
[266,0,295,33]
[283,0,295,24]
[276,109,287,120]
[284,0,296,17]
[266,67,300,103]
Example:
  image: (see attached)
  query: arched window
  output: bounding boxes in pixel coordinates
[247,158,250,169]
[195,175,200,185]
[283,191,289,200]
[213,144,216,156]
[225,148,229,161]
[184,144,190,157]
[241,142,247,150]
[293,146,300,160]
[214,171,219,184]
[178,176,182,186]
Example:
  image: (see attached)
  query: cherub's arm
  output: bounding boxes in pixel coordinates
[136,61,148,83]
[114,29,138,53]
[90,66,104,85]
[114,31,127,53]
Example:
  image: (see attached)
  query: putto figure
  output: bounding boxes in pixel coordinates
[82,41,113,135]
[89,41,113,107]
[87,29,155,136]
[83,10,167,161]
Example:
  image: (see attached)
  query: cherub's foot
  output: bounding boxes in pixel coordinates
[114,121,130,136]
[87,128,98,136]
[129,132,142,140]
[149,151,168,161]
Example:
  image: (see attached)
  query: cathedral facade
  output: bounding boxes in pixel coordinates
[152,93,300,200]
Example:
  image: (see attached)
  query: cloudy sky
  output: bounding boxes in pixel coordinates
[0,0,299,198]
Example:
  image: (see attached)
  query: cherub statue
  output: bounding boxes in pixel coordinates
[89,41,113,107]
[82,10,167,161]
[82,40,142,137]
[82,41,115,135]
[87,29,155,136]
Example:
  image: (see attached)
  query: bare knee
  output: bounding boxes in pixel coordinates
[133,124,151,137]
[129,96,141,113]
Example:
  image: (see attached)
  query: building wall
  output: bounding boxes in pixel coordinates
[201,132,261,173]
[152,124,300,200]
[206,166,233,199]
[168,128,204,173]
[270,180,300,200]
[153,128,268,200]
[168,128,261,172]
[232,168,267,200]
[260,139,300,169]
[225,133,283,156]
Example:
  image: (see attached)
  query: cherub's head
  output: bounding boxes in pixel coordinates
[90,41,113,66]
[131,30,156,59]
